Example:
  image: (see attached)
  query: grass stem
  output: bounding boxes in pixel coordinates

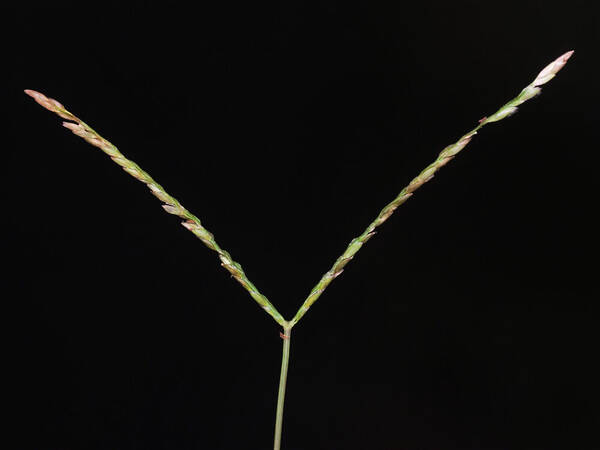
[274,326,292,450]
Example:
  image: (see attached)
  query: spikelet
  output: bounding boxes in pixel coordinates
[533,50,574,87]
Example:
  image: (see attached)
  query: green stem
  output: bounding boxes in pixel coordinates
[274,325,292,450]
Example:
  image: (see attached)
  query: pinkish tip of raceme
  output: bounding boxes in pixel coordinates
[26,89,75,121]
[562,50,575,61]
[533,50,575,86]
[24,89,48,105]
[24,89,43,98]
[554,50,575,71]
[24,89,65,111]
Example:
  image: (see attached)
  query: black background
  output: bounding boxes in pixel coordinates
[4,2,599,450]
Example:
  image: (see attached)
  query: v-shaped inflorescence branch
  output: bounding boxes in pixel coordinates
[25,50,573,450]
[24,50,573,329]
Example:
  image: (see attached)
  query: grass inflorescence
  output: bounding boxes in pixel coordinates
[25,50,573,450]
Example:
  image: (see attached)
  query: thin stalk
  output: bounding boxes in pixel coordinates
[274,326,292,450]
